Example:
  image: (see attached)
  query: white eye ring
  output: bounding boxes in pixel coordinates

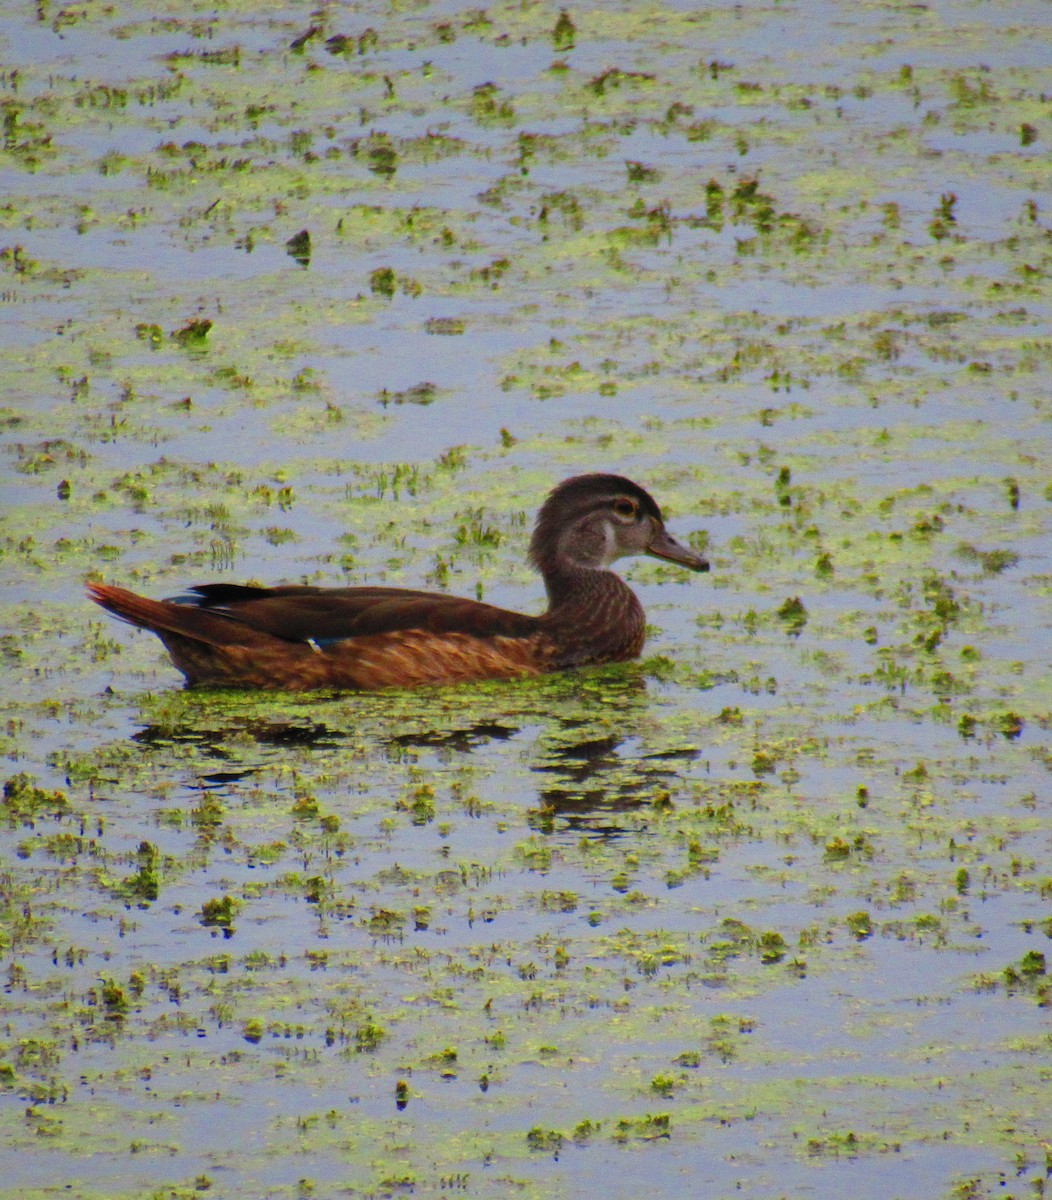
[612,498,637,519]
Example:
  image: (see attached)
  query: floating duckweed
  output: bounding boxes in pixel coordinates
[551,10,576,50]
[1,4,1049,1196]
[285,229,311,266]
[171,318,212,349]
[526,1126,564,1154]
[200,895,238,929]
[354,1021,386,1052]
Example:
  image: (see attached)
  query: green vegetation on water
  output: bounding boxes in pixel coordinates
[1,2,1050,1198]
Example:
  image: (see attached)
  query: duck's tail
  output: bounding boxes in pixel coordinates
[86,582,239,648]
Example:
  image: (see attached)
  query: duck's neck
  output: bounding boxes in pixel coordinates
[540,562,646,668]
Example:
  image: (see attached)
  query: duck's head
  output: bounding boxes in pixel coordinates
[529,473,710,575]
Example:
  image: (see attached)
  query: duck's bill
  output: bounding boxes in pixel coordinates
[646,528,710,572]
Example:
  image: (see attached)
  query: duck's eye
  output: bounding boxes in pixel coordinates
[612,497,637,519]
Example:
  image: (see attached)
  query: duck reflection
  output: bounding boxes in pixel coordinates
[532,729,700,834]
[120,668,699,825]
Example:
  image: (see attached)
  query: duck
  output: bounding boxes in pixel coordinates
[86,473,709,691]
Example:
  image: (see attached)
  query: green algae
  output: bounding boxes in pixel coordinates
[2,1,1052,1197]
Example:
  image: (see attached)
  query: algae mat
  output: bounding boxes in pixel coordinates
[1,2,1050,1198]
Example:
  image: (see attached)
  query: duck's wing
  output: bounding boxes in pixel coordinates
[179,583,541,644]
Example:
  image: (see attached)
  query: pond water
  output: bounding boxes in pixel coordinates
[1,2,1050,1199]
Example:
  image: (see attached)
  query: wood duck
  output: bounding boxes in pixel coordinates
[87,473,709,691]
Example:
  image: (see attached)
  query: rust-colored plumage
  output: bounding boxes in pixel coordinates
[87,473,709,691]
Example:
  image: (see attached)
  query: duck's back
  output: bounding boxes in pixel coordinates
[177,583,542,642]
[88,581,548,690]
